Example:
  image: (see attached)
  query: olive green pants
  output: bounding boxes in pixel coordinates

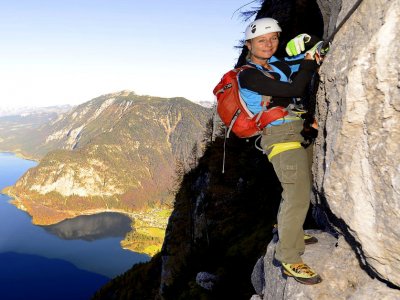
[261,120,312,263]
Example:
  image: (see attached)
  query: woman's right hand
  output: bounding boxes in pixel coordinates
[305,53,313,60]
[305,52,322,64]
[305,41,328,64]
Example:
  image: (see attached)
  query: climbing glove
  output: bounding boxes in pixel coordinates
[285,34,311,56]
[305,41,330,64]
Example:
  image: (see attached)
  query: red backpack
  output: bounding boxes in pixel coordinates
[213,65,288,138]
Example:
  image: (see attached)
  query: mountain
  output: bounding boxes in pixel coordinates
[197,100,214,108]
[4,91,212,255]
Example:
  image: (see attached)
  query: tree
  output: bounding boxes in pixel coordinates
[189,142,199,170]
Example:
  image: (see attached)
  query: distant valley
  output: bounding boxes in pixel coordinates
[0,105,73,159]
[0,104,72,117]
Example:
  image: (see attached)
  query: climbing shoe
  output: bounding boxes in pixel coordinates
[304,234,318,245]
[281,262,322,285]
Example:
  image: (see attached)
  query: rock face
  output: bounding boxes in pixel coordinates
[313,0,400,288]
[254,231,400,300]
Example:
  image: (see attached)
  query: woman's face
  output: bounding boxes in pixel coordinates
[246,32,279,63]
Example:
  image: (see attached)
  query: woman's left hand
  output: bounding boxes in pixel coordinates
[286,33,311,56]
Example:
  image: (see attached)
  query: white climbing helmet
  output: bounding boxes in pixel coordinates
[245,18,282,40]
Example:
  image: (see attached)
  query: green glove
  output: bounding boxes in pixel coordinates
[285,34,311,56]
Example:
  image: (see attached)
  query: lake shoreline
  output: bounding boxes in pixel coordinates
[0,152,150,278]
[0,150,40,162]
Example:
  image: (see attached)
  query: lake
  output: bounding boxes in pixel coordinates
[0,152,149,299]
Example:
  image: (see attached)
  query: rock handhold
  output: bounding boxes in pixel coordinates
[196,272,219,291]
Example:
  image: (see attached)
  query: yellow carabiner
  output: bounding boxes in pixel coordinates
[267,142,302,160]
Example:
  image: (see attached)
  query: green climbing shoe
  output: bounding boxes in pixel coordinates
[281,262,322,285]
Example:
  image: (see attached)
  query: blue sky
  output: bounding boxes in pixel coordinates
[0,0,257,108]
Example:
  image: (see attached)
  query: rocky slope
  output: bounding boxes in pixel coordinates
[4,91,212,255]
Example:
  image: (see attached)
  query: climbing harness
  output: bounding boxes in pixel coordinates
[266,142,303,161]
[253,105,306,159]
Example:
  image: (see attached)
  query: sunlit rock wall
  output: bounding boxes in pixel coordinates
[253,232,400,300]
[313,0,400,288]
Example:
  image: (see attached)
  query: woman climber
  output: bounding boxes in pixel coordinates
[239,17,325,285]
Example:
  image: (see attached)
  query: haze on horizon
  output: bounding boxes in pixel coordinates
[0,0,251,109]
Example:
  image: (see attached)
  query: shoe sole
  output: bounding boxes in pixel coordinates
[304,235,318,245]
[304,239,318,245]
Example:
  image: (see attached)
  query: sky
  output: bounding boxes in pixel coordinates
[0,0,258,108]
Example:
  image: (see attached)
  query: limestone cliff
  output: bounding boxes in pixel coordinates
[314,0,400,288]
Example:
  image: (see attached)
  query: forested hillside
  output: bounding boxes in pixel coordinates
[92,130,319,299]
